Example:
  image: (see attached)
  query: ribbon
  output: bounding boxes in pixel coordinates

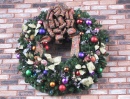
[44,53,62,71]
[80,77,94,87]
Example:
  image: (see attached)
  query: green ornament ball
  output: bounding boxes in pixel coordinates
[99,68,103,73]
[26,70,32,76]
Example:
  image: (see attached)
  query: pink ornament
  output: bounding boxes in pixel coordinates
[38,20,43,24]
[96,50,100,55]
[94,28,99,33]
[41,60,47,66]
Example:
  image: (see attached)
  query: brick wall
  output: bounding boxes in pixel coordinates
[0,0,130,99]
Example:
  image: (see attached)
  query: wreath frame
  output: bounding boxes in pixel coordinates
[16,6,109,96]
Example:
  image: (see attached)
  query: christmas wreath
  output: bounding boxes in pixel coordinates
[16,5,109,96]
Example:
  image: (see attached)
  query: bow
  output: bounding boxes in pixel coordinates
[44,54,62,71]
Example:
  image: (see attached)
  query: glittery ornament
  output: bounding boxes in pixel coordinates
[94,28,100,33]
[62,78,68,84]
[78,52,85,58]
[77,19,83,24]
[90,36,98,43]
[50,82,55,87]
[64,67,69,72]
[86,19,92,25]
[43,70,48,75]
[32,46,36,51]
[16,54,20,59]
[38,28,46,35]
[45,45,49,50]
[26,70,32,76]
[75,71,80,76]
[43,42,48,47]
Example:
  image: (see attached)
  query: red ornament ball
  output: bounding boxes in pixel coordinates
[59,85,66,92]
[91,36,98,43]
[77,19,83,24]
[75,71,80,76]
[43,42,48,47]
[45,45,49,50]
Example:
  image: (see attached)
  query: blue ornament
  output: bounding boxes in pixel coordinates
[43,70,48,75]
[38,28,46,35]
[49,90,54,96]
[105,38,109,42]
[78,52,85,58]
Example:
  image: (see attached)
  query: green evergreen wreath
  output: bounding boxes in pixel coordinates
[16,5,109,96]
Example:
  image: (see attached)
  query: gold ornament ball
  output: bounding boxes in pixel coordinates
[78,14,81,17]
[30,35,35,40]
[79,32,84,35]
[32,46,36,51]
[50,82,56,87]
[64,67,69,72]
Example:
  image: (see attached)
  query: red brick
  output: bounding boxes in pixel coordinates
[100,0,116,4]
[15,4,31,8]
[0,24,13,28]
[24,8,38,13]
[15,13,31,18]
[90,90,107,94]
[118,95,130,99]
[8,9,23,13]
[109,45,126,51]
[119,51,130,55]
[0,91,17,96]
[0,19,6,23]
[0,75,9,79]
[87,11,99,15]
[109,78,126,83]
[110,67,126,72]
[118,19,130,24]
[99,95,116,99]
[0,14,14,18]
[3,59,19,64]
[91,5,107,10]
[6,28,22,33]
[100,10,116,15]
[0,86,8,90]
[24,0,40,3]
[66,2,82,7]
[118,61,130,66]
[100,20,116,24]
[57,0,72,1]
[4,49,16,54]
[26,96,43,99]
[44,96,61,99]
[109,89,126,94]
[0,9,7,13]
[108,5,124,9]
[107,62,117,66]
[81,96,98,99]
[109,15,125,19]
[0,44,12,48]
[9,85,26,90]
[0,34,13,39]
[117,29,130,34]
[83,1,99,5]
[109,25,125,29]
[102,73,117,77]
